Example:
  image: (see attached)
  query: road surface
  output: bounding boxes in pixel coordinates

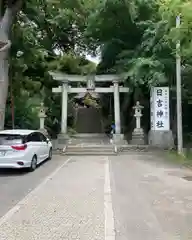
[0,155,65,218]
[0,153,191,239]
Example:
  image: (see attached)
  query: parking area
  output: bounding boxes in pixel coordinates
[0,155,66,218]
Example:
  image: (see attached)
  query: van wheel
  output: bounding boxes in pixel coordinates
[29,155,37,172]
[48,148,52,160]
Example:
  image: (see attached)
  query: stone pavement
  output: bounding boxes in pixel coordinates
[0,157,105,240]
[0,153,191,240]
[111,153,192,240]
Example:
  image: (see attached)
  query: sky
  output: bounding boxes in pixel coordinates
[86,54,100,65]
[54,47,101,65]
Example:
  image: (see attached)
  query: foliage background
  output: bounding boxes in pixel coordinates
[5,0,192,144]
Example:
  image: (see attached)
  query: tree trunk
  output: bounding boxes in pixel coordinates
[0,0,22,129]
[0,51,8,130]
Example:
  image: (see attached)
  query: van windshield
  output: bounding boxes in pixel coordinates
[0,134,23,145]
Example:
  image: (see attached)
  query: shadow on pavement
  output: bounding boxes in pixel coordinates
[0,159,50,177]
[0,168,28,176]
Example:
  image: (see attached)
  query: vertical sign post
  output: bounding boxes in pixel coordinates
[151,87,170,131]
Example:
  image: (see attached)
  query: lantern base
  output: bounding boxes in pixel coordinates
[130,128,145,145]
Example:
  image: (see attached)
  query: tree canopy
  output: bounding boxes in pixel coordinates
[6,0,97,136]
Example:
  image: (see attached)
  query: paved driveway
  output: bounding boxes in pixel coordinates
[0,155,66,218]
[0,153,191,239]
[110,153,192,239]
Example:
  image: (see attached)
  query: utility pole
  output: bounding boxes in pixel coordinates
[176,15,183,155]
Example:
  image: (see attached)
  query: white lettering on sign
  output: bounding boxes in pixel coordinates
[150,87,170,131]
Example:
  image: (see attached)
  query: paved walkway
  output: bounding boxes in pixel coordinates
[0,153,192,240]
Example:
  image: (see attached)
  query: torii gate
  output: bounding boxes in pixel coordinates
[49,72,129,142]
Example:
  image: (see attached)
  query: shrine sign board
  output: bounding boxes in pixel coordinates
[150,87,170,131]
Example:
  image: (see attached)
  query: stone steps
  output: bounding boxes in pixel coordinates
[119,144,150,151]
[63,145,117,156]
[68,134,110,145]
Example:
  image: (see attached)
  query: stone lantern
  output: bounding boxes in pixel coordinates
[130,101,145,144]
[38,102,49,137]
[38,102,46,130]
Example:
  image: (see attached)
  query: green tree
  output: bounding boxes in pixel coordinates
[1,0,98,130]
[84,0,192,142]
